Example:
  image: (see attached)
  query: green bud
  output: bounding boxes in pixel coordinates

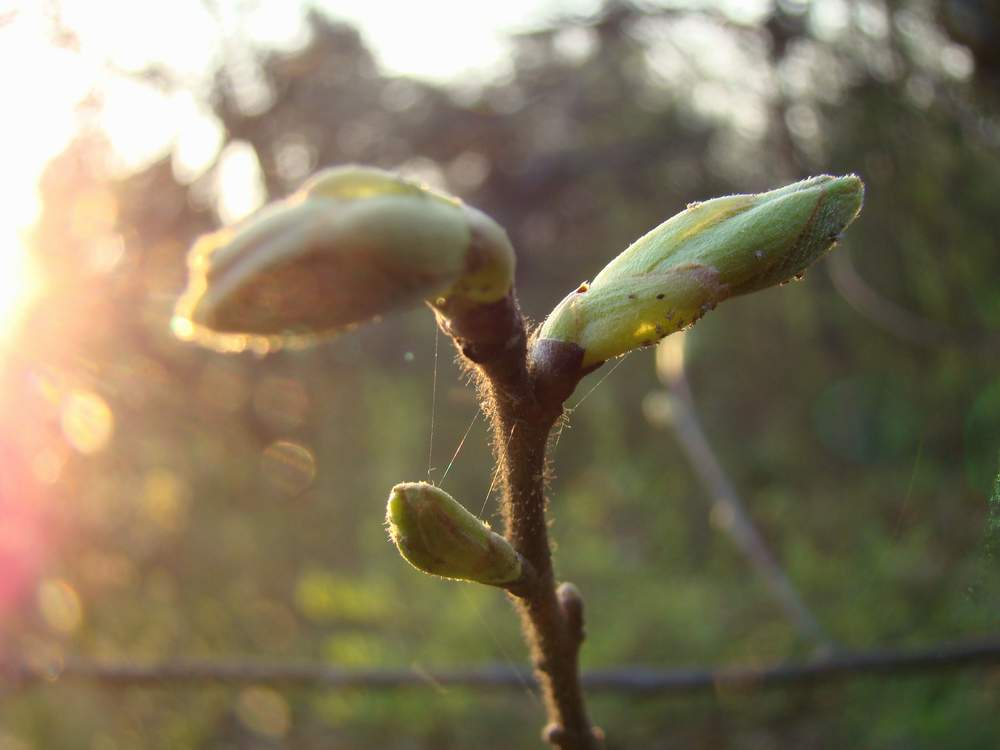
[536,175,864,367]
[173,165,515,352]
[386,481,522,586]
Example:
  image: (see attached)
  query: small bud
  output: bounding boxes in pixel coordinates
[542,723,605,749]
[556,581,585,642]
[173,165,515,351]
[535,175,864,367]
[386,482,522,586]
[542,724,567,745]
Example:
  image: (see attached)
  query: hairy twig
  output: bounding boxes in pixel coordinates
[443,290,602,749]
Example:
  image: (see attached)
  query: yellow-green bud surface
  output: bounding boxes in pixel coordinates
[173,165,515,351]
[537,175,864,367]
[386,482,522,586]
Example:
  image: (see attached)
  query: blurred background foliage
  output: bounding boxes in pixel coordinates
[1,0,999,747]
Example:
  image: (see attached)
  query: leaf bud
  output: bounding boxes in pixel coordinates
[173,165,515,351]
[386,481,522,586]
[534,175,864,368]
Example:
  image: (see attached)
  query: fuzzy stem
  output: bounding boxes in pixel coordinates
[493,400,600,750]
[444,294,602,749]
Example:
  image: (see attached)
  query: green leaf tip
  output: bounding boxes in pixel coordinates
[386,481,522,586]
[172,165,515,353]
[535,174,864,367]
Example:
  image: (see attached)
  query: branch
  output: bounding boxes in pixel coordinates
[4,638,999,694]
[826,249,1000,354]
[653,343,834,652]
[457,303,602,749]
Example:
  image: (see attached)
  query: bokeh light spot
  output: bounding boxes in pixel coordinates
[323,632,382,667]
[236,687,291,739]
[260,440,316,495]
[141,468,190,532]
[36,578,83,634]
[641,391,674,428]
[655,332,686,384]
[446,150,490,191]
[216,140,267,224]
[60,390,114,455]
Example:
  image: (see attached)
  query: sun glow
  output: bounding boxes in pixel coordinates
[0,15,93,347]
[0,237,38,347]
[0,0,588,350]
[0,2,224,350]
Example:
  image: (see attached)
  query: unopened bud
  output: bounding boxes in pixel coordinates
[386,482,522,586]
[557,581,585,642]
[535,175,864,367]
[173,165,514,351]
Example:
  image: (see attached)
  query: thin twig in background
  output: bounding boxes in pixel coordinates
[827,244,1000,354]
[3,638,998,694]
[653,339,834,652]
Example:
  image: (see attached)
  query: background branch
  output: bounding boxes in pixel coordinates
[827,249,1000,354]
[652,341,834,652]
[4,638,998,694]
